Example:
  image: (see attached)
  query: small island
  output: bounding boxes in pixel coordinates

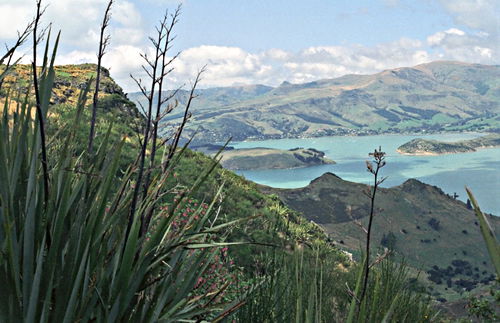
[219,147,335,170]
[397,133,500,155]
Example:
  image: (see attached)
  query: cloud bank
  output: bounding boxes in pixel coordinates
[1,0,498,92]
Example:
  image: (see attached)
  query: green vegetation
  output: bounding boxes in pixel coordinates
[397,133,500,155]
[0,25,249,321]
[1,2,497,322]
[463,188,500,321]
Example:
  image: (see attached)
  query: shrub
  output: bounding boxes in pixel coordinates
[427,218,441,231]
[381,232,397,250]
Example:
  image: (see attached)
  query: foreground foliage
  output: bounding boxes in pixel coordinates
[0,14,242,323]
[1,2,485,322]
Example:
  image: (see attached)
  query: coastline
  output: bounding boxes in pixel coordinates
[396,134,500,156]
[225,130,489,145]
[396,145,500,156]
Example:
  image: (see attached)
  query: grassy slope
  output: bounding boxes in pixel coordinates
[169,149,349,270]
[1,64,145,169]
[398,133,500,155]
[130,61,500,143]
[0,63,143,137]
[263,173,500,300]
[1,63,347,273]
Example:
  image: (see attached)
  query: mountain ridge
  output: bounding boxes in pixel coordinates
[129,61,500,143]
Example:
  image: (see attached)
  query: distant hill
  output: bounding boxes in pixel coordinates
[397,133,500,155]
[262,172,500,300]
[130,61,500,143]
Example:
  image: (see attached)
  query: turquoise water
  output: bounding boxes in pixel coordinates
[231,133,500,216]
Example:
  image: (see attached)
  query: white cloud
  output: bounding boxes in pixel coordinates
[427,28,465,45]
[0,1,33,39]
[1,1,498,93]
[120,38,433,91]
[427,27,497,64]
[261,48,291,61]
[76,31,497,92]
[168,45,274,87]
[437,0,499,36]
[113,2,142,27]
[0,0,144,48]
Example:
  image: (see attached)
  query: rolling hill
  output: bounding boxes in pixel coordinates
[130,61,500,143]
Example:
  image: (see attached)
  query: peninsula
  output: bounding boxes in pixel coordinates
[397,133,500,155]
[219,147,335,170]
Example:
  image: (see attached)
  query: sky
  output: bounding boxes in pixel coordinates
[0,0,498,92]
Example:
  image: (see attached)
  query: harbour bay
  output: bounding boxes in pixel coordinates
[231,133,500,215]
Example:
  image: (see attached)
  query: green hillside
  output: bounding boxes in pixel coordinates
[130,61,500,143]
[0,63,340,262]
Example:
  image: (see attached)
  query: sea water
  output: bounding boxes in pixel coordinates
[231,133,500,216]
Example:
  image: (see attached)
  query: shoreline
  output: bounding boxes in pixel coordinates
[227,160,335,171]
[225,130,490,145]
[397,144,500,156]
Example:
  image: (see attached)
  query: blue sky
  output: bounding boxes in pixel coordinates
[0,0,498,91]
[159,0,454,51]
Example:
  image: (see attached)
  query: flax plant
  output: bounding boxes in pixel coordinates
[344,148,439,323]
[0,3,244,322]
